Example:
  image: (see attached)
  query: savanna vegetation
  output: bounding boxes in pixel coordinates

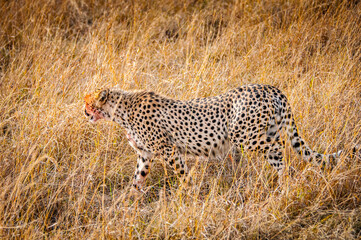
[0,0,360,239]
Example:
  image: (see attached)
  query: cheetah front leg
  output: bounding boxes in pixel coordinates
[162,147,189,182]
[133,154,152,192]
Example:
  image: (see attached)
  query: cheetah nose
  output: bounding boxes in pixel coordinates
[84,109,90,117]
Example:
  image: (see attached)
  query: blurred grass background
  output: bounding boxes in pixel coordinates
[0,0,361,238]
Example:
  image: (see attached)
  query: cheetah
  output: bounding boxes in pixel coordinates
[84,84,343,191]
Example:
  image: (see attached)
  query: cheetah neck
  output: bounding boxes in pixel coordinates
[100,89,128,128]
[107,89,147,128]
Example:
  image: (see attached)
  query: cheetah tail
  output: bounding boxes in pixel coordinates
[286,118,342,168]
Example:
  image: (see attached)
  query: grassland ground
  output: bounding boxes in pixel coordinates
[0,0,361,239]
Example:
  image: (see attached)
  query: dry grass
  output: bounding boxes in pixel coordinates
[1,0,361,239]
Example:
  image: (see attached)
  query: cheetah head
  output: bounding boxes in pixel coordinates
[84,88,109,123]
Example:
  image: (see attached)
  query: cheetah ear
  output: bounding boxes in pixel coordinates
[96,89,109,105]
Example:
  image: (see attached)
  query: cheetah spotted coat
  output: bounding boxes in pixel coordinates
[84,84,342,191]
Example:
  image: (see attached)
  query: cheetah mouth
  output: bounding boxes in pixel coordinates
[84,107,103,123]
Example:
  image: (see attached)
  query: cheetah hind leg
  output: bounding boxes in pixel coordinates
[230,141,287,186]
[162,147,191,188]
[229,146,244,165]
[265,141,297,189]
[265,142,285,176]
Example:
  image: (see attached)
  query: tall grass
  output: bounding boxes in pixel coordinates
[0,0,360,238]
